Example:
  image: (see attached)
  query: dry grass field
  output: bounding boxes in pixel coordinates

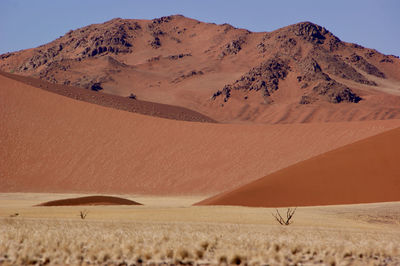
[0,193,399,265]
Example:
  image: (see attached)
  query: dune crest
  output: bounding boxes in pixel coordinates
[0,71,215,123]
[197,127,400,207]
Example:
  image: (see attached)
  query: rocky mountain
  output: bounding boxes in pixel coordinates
[1,15,400,123]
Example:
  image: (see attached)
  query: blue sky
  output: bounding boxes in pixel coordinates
[1,0,399,56]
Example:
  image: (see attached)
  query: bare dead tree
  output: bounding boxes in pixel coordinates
[79,210,88,220]
[272,208,297,225]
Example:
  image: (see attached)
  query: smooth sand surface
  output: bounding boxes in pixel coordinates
[2,74,400,195]
[198,127,400,207]
[0,71,216,123]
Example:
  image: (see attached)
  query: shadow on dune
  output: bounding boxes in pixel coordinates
[36,195,142,206]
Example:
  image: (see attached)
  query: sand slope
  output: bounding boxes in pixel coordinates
[197,127,400,207]
[0,71,215,123]
[2,74,400,195]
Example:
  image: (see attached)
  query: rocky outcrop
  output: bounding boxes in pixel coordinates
[291,22,328,44]
[147,16,174,49]
[220,36,247,58]
[148,16,173,28]
[297,56,331,83]
[212,58,290,102]
[213,52,363,105]
[172,70,204,83]
[310,80,362,103]
[347,53,385,78]
[315,52,377,86]
[150,37,162,49]
[380,58,394,63]
[257,22,343,58]
[90,82,103,91]
[287,22,342,51]
[81,22,136,58]
[296,55,362,104]
[18,45,64,72]
[299,81,361,104]
[168,53,192,60]
[0,52,14,60]
[14,19,139,73]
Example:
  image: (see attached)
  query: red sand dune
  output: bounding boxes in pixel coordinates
[197,127,400,207]
[36,195,141,206]
[1,74,400,195]
[0,71,215,123]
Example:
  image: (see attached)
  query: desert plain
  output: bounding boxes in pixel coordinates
[1,14,400,265]
[1,193,400,265]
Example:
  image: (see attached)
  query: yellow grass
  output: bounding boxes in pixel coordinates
[0,193,399,265]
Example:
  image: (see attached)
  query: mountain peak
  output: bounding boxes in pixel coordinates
[285,21,339,44]
[1,16,399,124]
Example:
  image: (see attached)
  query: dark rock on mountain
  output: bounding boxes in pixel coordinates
[291,22,328,44]
[311,80,361,103]
[348,53,385,78]
[90,82,103,91]
[212,58,290,101]
[315,52,377,85]
[220,36,247,58]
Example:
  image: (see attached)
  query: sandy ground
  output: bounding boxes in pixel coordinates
[0,193,399,265]
[0,193,398,229]
[2,73,400,197]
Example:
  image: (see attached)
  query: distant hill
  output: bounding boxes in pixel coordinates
[2,15,400,123]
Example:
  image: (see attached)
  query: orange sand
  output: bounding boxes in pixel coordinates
[198,127,400,207]
[1,74,400,195]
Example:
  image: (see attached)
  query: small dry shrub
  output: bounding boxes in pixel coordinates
[195,249,204,259]
[177,248,190,260]
[230,254,243,265]
[219,255,228,264]
[200,241,209,251]
[166,249,174,259]
[79,210,88,219]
